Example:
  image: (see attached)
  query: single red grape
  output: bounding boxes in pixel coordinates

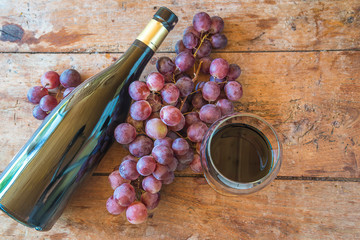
[145,118,168,140]
[187,121,209,143]
[194,40,212,59]
[183,26,200,38]
[60,69,81,88]
[210,34,228,49]
[166,157,178,172]
[185,112,201,128]
[210,58,229,79]
[154,137,173,148]
[216,99,234,115]
[129,81,150,101]
[176,149,194,165]
[39,95,58,112]
[141,192,160,210]
[126,202,148,224]
[130,100,152,121]
[183,32,198,49]
[108,170,130,190]
[210,16,224,34]
[226,64,242,81]
[152,145,174,165]
[156,57,176,75]
[146,72,165,92]
[160,83,180,104]
[128,135,153,158]
[27,86,48,104]
[193,12,211,32]
[106,196,126,215]
[32,105,48,120]
[199,104,222,124]
[200,57,212,74]
[137,155,157,176]
[153,163,172,180]
[224,81,243,101]
[190,154,203,173]
[175,40,191,54]
[114,183,136,207]
[191,92,207,109]
[160,105,182,126]
[175,51,195,72]
[114,123,136,144]
[172,138,190,156]
[142,175,162,193]
[175,76,194,97]
[202,81,221,101]
[119,159,139,180]
[41,71,60,89]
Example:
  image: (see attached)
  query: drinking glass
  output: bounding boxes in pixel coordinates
[200,112,282,195]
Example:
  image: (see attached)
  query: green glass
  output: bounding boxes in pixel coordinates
[0,7,177,231]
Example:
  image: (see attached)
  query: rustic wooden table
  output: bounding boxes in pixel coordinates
[0,1,359,239]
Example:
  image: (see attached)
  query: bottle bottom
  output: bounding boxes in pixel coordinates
[0,203,43,230]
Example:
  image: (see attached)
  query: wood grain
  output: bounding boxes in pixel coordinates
[1,52,359,178]
[0,1,360,238]
[0,0,359,52]
[1,176,359,240]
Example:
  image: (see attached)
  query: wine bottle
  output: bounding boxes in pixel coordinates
[0,7,177,231]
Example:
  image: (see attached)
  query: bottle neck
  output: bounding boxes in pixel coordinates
[136,19,169,52]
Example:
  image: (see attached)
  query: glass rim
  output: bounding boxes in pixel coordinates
[205,112,282,189]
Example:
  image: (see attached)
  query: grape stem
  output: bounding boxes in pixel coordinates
[192,60,203,83]
[172,73,176,84]
[132,177,144,201]
[182,111,193,116]
[174,131,186,139]
[56,86,64,100]
[189,89,201,95]
[138,130,147,135]
[193,33,210,58]
[179,96,188,112]
[217,80,228,85]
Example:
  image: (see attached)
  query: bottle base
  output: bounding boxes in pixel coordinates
[0,203,45,231]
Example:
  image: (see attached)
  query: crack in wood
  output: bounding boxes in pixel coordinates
[0,49,360,55]
[88,172,360,182]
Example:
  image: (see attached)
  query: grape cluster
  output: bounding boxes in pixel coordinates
[27,69,82,120]
[107,12,244,224]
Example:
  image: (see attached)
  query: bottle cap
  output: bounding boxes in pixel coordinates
[153,7,178,31]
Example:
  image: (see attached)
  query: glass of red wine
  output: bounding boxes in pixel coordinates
[200,112,282,195]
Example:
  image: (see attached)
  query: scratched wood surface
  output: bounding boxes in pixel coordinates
[0,0,359,52]
[0,0,359,239]
[1,177,360,240]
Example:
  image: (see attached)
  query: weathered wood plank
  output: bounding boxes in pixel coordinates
[0,52,359,178]
[1,176,359,239]
[0,0,359,52]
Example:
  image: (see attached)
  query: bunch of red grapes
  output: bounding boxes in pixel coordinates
[107,12,243,224]
[27,69,82,119]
